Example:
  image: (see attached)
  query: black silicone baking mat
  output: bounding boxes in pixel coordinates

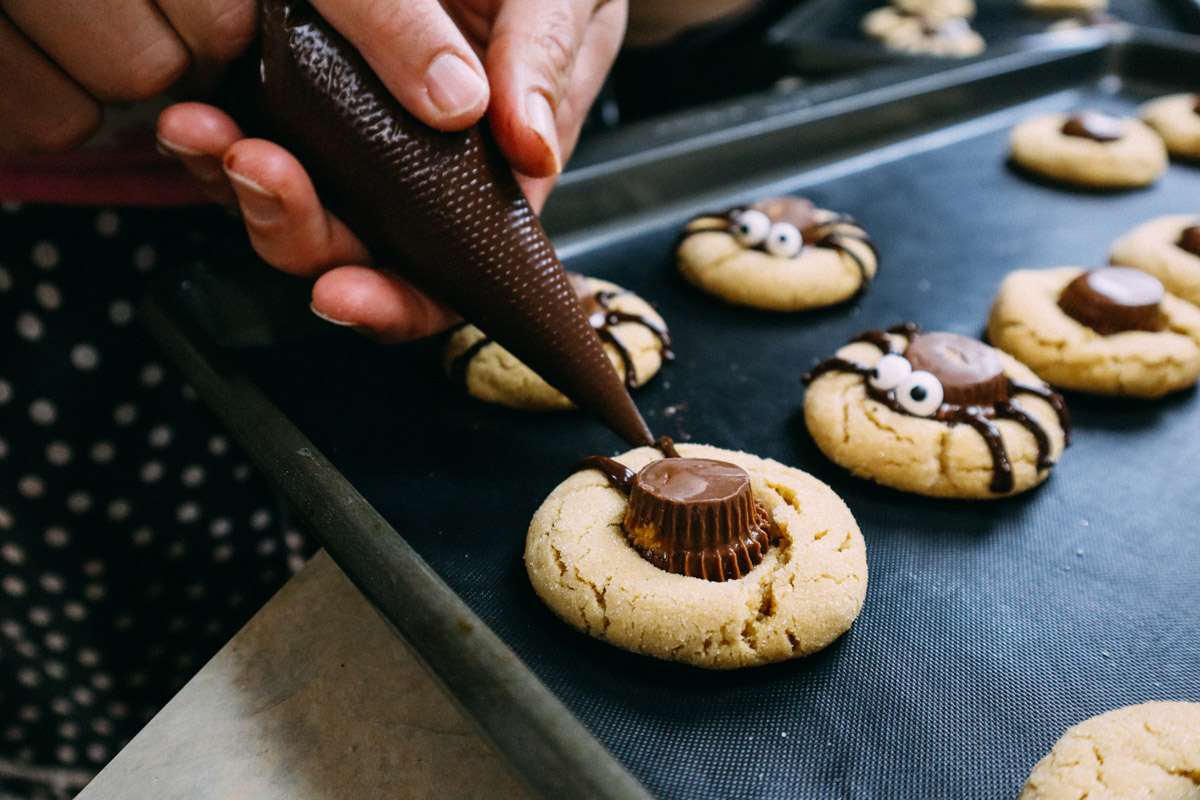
[151,34,1200,800]
[767,0,1200,73]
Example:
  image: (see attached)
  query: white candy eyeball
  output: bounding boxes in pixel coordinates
[869,353,912,391]
[764,222,803,257]
[895,370,945,417]
[732,209,770,247]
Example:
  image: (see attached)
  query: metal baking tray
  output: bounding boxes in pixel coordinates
[147,30,1200,800]
[766,0,1200,73]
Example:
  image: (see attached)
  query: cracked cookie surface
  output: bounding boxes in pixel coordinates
[803,332,1067,498]
[524,443,867,669]
[443,276,668,410]
[1009,112,1167,189]
[1018,701,1200,799]
[988,267,1200,397]
[1110,215,1200,308]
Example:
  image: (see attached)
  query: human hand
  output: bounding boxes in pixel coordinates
[0,0,257,153]
[157,0,627,344]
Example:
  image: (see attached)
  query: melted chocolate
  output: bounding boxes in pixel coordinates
[575,437,768,581]
[238,0,652,446]
[1058,267,1165,335]
[1061,111,1128,142]
[448,275,673,392]
[803,325,1071,493]
[1178,226,1200,258]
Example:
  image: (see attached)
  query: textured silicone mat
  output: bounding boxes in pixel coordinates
[172,40,1200,800]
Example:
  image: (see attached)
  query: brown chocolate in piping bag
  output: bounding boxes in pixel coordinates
[234,0,652,446]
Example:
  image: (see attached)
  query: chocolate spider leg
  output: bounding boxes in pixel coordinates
[802,359,873,384]
[1009,380,1073,445]
[604,310,675,362]
[817,231,878,289]
[595,326,639,389]
[956,408,1014,494]
[449,335,494,389]
[851,330,897,354]
[996,400,1054,471]
[888,322,923,340]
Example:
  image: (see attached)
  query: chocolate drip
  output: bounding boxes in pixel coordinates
[1178,226,1200,258]
[574,455,636,492]
[237,0,652,446]
[817,231,875,289]
[448,328,492,388]
[1193,95,1200,115]
[1061,111,1127,142]
[806,325,1068,493]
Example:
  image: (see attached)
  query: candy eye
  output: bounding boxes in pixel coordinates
[869,354,912,390]
[895,370,945,417]
[732,209,770,246]
[764,222,803,257]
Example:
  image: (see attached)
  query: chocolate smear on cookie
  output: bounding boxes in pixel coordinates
[804,324,1070,494]
[1178,226,1200,258]
[577,437,769,581]
[1061,111,1128,142]
[1058,267,1165,335]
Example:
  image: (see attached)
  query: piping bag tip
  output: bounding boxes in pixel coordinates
[236,0,656,447]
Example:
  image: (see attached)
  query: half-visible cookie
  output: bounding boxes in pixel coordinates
[1110,215,1200,307]
[525,441,867,669]
[443,274,671,410]
[1009,110,1168,188]
[675,195,878,311]
[1018,702,1200,799]
[803,324,1070,498]
[988,266,1200,397]
[1140,93,1200,159]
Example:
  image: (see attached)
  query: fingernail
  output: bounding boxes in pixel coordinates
[525,92,562,175]
[224,167,284,225]
[158,137,225,183]
[310,304,357,327]
[156,136,203,158]
[426,53,487,117]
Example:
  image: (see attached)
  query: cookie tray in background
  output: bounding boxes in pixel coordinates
[764,0,1200,73]
[147,30,1200,800]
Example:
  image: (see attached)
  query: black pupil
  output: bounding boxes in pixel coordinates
[910,386,927,401]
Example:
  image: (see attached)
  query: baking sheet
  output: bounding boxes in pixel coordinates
[767,0,1200,73]
[158,35,1200,800]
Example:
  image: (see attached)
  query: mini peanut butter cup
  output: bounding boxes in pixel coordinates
[1061,111,1127,142]
[623,458,769,582]
[1058,267,1165,335]
[904,332,1009,406]
[1178,226,1200,258]
[747,196,819,239]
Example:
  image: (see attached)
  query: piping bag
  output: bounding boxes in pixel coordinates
[225,0,654,447]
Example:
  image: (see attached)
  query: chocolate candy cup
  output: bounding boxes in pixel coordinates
[904,332,1009,406]
[235,0,652,446]
[1061,111,1128,142]
[1058,267,1165,335]
[623,458,769,582]
[744,196,820,239]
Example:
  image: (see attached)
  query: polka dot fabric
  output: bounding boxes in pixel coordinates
[0,203,312,799]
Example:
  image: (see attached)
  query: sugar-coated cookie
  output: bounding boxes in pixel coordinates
[443,274,671,411]
[1018,702,1200,799]
[525,442,867,669]
[1021,0,1107,13]
[988,267,1200,397]
[1009,111,1168,188]
[1110,215,1200,307]
[892,0,975,24]
[803,324,1070,498]
[1139,93,1200,160]
[861,7,985,55]
[675,195,878,311]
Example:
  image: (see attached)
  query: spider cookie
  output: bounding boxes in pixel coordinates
[1110,215,1200,307]
[892,0,976,25]
[675,195,879,311]
[525,438,867,669]
[1018,702,1200,799]
[803,324,1071,498]
[861,7,984,56]
[1140,93,1200,159]
[988,267,1200,397]
[444,274,672,410]
[1009,110,1168,188]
